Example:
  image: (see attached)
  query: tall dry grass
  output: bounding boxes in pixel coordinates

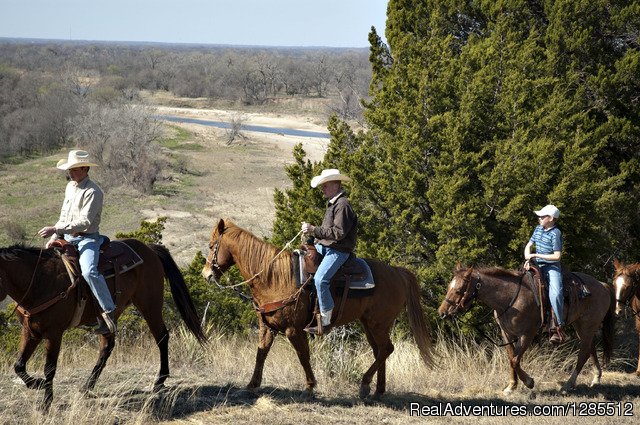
[1,324,639,424]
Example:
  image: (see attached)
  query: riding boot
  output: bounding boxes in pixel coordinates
[95,311,117,335]
[549,325,565,345]
[304,309,333,336]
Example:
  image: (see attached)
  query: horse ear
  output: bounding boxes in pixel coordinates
[613,258,621,270]
[455,262,463,271]
[217,218,225,234]
[464,265,474,277]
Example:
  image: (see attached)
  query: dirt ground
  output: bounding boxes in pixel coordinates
[138,106,330,266]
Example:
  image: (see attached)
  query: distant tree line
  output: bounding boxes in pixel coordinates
[0,40,372,191]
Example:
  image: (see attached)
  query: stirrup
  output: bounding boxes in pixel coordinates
[304,313,332,336]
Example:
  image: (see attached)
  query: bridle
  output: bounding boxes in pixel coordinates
[615,269,640,316]
[443,271,481,315]
[205,229,225,283]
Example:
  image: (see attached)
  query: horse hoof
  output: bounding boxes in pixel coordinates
[152,383,165,393]
[359,384,371,399]
[503,386,515,395]
[524,377,534,389]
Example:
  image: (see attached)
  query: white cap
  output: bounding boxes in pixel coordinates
[534,204,560,219]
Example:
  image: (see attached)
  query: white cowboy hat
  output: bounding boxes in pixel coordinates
[311,169,351,188]
[534,204,560,219]
[56,150,100,170]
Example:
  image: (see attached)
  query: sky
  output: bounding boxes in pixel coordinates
[0,0,389,48]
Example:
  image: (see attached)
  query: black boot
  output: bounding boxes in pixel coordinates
[95,311,117,335]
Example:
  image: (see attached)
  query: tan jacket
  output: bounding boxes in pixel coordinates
[54,176,103,237]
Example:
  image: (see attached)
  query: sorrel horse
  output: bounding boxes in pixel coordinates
[202,219,434,399]
[612,259,640,375]
[438,264,615,393]
[0,240,206,409]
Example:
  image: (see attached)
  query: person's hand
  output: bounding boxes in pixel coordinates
[38,226,56,239]
[523,260,531,271]
[301,222,314,234]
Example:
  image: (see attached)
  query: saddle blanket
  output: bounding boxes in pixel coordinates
[334,258,375,290]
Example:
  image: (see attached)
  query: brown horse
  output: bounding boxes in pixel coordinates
[612,259,640,376]
[0,240,206,409]
[202,218,434,399]
[438,264,615,393]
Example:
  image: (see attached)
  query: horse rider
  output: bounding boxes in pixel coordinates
[38,149,117,335]
[524,204,564,344]
[301,169,357,335]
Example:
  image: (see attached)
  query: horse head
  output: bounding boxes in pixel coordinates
[612,258,640,317]
[202,218,236,285]
[438,262,476,319]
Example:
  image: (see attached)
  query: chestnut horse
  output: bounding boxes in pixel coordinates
[202,219,434,399]
[438,264,615,393]
[0,240,206,410]
[612,259,640,375]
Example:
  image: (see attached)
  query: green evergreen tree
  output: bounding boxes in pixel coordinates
[272,0,640,316]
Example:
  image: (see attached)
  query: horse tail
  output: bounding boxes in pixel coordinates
[149,244,207,345]
[601,283,616,366]
[402,267,436,368]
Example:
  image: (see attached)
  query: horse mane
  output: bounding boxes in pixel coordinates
[477,266,522,279]
[222,221,294,285]
[0,245,57,261]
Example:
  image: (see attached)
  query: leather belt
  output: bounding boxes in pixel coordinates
[70,232,90,237]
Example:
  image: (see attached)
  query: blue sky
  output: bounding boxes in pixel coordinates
[0,0,389,48]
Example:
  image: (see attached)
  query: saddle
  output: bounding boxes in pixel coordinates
[293,243,375,333]
[295,244,374,291]
[50,237,144,323]
[526,262,590,332]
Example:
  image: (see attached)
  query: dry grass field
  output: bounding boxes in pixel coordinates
[2,98,640,423]
[0,325,639,424]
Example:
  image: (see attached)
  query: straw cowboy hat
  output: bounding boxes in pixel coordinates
[56,150,100,170]
[310,169,351,188]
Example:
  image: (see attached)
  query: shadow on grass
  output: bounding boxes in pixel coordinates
[103,379,640,421]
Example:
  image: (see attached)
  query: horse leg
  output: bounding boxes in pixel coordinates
[285,327,317,399]
[247,322,275,392]
[635,315,640,376]
[361,321,387,399]
[40,336,62,411]
[14,327,45,391]
[133,298,171,392]
[359,323,394,400]
[503,332,535,394]
[587,339,602,387]
[563,324,596,391]
[502,343,518,394]
[81,334,115,393]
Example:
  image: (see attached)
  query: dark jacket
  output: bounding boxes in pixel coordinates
[313,189,357,253]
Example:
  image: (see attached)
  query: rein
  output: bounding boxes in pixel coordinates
[452,271,523,347]
[6,235,47,322]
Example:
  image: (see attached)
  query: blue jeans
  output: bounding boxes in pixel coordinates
[314,244,350,313]
[65,232,115,314]
[541,263,563,326]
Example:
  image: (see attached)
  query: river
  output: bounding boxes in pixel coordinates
[154,116,330,139]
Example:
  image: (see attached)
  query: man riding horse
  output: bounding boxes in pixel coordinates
[38,149,117,335]
[301,169,357,335]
